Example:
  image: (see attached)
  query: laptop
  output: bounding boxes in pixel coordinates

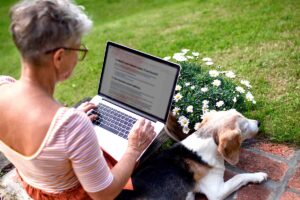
[88,41,180,161]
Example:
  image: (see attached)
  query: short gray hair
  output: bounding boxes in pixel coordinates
[10,0,92,65]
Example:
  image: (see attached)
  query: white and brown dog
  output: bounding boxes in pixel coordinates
[117,109,268,200]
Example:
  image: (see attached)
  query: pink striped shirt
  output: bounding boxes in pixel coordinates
[0,76,113,193]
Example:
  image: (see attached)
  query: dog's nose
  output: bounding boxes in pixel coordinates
[257,121,261,127]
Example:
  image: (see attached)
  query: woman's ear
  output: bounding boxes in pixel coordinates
[53,48,65,70]
[217,129,242,165]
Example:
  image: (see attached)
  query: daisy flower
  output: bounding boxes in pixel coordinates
[236,86,245,93]
[246,91,255,102]
[209,70,219,77]
[163,56,171,61]
[201,87,209,92]
[182,126,190,134]
[186,105,193,113]
[225,71,236,78]
[173,93,183,102]
[212,79,221,87]
[175,85,182,91]
[216,101,224,107]
[173,53,187,62]
[192,52,200,57]
[172,107,181,116]
[178,116,190,127]
[240,80,252,88]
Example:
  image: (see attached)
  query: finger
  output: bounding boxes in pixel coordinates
[141,120,152,134]
[89,114,98,121]
[82,103,97,113]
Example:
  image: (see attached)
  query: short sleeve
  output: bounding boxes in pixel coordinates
[64,109,113,193]
[0,76,16,86]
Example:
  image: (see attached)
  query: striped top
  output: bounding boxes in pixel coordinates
[0,76,113,193]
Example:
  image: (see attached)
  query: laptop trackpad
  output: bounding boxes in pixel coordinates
[94,125,128,161]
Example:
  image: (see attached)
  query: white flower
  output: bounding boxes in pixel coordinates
[187,56,194,59]
[163,56,171,61]
[201,87,209,92]
[233,97,237,103]
[225,71,236,78]
[252,100,256,104]
[175,85,182,91]
[192,52,200,57]
[191,85,195,90]
[205,61,214,66]
[236,86,245,93]
[173,53,187,62]
[181,49,190,54]
[216,100,224,107]
[209,70,220,77]
[240,80,252,88]
[202,105,209,114]
[202,57,212,62]
[246,91,255,102]
[202,100,209,105]
[212,79,221,87]
[178,116,189,127]
[185,82,191,86]
[182,126,190,134]
[194,122,201,130]
[186,105,193,113]
[172,107,181,116]
[173,93,183,102]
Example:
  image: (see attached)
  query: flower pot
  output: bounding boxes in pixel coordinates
[164,113,191,141]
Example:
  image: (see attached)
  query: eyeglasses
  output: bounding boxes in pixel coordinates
[45,44,88,61]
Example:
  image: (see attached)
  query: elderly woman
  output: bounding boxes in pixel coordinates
[0,0,155,199]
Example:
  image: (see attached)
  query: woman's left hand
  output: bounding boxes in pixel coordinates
[77,102,98,121]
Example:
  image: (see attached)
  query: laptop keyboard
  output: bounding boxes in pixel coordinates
[91,103,137,139]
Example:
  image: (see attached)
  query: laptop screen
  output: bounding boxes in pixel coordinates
[98,42,180,122]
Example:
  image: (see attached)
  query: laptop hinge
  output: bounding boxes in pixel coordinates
[101,97,159,123]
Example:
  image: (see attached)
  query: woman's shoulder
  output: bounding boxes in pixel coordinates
[53,107,93,134]
[0,75,16,86]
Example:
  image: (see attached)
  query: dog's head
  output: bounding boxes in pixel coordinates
[196,109,260,165]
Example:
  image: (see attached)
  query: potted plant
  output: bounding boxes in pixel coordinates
[163,50,256,141]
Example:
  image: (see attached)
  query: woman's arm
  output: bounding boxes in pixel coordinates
[88,119,155,200]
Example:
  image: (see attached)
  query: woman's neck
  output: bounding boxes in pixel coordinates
[19,62,57,97]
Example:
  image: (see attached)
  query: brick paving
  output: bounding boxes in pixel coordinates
[196,139,300,200]
[1,137,300,200]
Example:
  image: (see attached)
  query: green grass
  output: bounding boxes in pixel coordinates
[0,0,299,145]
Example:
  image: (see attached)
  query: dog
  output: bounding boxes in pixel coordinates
[116,109,268,200]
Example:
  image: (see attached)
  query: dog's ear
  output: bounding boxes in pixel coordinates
[217,129,242,165]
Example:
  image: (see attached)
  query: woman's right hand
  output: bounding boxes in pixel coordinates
[127,119,156,156]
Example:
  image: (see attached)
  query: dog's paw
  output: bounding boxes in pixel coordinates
[252,172,268,183]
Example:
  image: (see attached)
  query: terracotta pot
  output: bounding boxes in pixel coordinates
[165,113,191,141]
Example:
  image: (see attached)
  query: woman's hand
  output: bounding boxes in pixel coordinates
[127,119,156,156]
[76,102,98,121]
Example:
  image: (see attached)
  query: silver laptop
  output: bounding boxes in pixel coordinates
[89,41,180,161]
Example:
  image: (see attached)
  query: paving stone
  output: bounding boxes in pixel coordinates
[280,191,300,200]
[224,170,236,181]
[251,141,295,159]
[236,149,288,181]
[235,183,272,200]
[288,162,300,191]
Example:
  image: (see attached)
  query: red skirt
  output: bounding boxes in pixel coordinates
[17,170,92,200]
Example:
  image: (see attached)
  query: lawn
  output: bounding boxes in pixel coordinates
[0,0,299,145]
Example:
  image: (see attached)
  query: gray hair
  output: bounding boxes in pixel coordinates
[10,0,92,66]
